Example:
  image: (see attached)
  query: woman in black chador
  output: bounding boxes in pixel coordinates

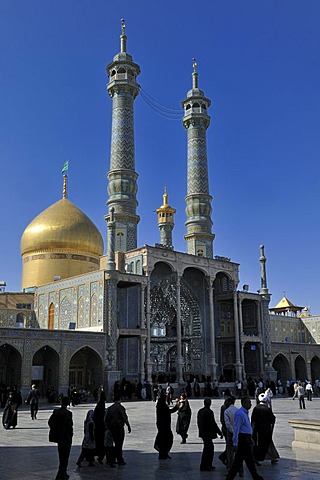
[2,391,19,429]
[93,389,106,463]
[173,394,192,444]
[154,392,174,459]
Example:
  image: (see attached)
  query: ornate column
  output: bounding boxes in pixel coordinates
[238,295,246,378]
[140,284,147,381]
[58,340,70,396]
[176,275,184,384]
[104,274,120,397]
[145,280,152,382]
[20,340,33,399]
[207,277,218,380]
[233,291,243,380]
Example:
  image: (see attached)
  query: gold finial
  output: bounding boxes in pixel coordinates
[192,58,197,73]
[163,185,168,206]
[121,18,126,35]
[62,174,68,199]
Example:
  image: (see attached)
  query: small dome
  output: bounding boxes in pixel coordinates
[21,198,104,256]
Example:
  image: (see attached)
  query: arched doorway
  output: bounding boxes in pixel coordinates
[0,344,22,387]
[33,346,59,398]
[295,355,307,380]
[310,356,320,383]
[223,363,236,382]
[69,347,103,394]
[272,354,291,381]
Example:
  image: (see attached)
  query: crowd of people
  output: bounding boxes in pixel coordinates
[1,374,318,479]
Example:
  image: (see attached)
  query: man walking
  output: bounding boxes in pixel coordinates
[225,397,263,480]
[27,384,39,420]
[105,393,131,466]
[48,396,73,480]
[224,396,243,476]
[297,382,306,409]
[197,397,223,471]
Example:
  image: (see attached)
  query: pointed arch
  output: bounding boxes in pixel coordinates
[272,353,291,381]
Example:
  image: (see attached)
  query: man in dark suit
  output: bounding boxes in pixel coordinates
[48,396,73,480]
[197,397,223,471]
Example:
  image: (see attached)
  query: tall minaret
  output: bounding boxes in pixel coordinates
[182,59,214,257]
[105,19,140,252]
[258,245,275,380]
[156,186,176,248]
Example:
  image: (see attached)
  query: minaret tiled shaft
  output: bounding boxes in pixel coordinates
[182,60,214,257]
[105,21,140,252]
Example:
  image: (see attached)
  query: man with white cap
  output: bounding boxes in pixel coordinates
[251,393,279,464]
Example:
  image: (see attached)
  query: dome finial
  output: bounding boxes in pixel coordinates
[62,174,68,199]
[61,161,69,199]
[192,58,198,89]
[120,18,127,53]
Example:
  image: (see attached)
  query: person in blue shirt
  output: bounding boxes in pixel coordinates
[225,397,263,480]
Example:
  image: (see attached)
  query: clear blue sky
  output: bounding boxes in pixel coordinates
[1,1,319,312]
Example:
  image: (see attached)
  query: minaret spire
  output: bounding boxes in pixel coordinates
[182,60,214,257]
[192,58,198,89]
[105,20,141,253]
[120,18,127,53]
[156,186,176,248]
[259,244,268,293]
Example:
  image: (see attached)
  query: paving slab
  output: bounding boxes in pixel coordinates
[1,396,319,480]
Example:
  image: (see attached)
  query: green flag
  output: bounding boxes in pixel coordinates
[61,161,69,174]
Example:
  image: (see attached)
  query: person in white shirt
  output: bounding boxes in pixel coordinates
[224,397,243,476]
[305,382,313,401]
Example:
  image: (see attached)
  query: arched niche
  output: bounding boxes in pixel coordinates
[32,345,59,397]
[0,344,22,387]
[272,353,291,381]
[69,347,103,394]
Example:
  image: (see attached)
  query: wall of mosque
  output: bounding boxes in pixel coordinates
[35,271,105,331]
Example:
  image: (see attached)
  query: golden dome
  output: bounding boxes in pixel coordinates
[21,198,104,256]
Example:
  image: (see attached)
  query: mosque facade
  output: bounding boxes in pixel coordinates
[1,23,320,399]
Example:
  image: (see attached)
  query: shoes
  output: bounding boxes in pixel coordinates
[200,466,215,471]
[76,461,82,467]
[254,460,262,466]
[180,440,186,444]
[107,462,116,468]
[118,461,126,466]
[97,458,104,465]
[271,459,279,464]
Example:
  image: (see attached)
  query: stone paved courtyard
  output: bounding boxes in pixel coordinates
[1,396,319,480]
